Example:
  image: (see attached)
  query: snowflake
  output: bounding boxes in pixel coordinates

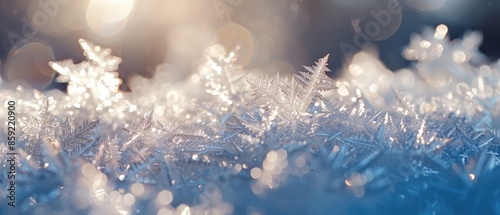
[48,39,125,123]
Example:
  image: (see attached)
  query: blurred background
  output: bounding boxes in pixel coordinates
[0,0,499,90]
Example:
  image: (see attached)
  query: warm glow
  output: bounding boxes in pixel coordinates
[86,0,135,36]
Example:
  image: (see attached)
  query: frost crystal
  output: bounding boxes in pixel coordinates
[58,118,100,158]
[1,26,500,214]
[48,39,126,124]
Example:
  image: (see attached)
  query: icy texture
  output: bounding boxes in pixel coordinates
[0,26,500,214]
[48,39,127,126]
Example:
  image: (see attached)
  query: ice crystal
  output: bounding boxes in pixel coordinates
[120,109,158,167]
[248,55,335,113]
[95,135,122,173]
[201,53,245,107]
[19,98,57,164]
[48,39,126,125]
[191,47,250,128]
[50,39,122,93]
[2,25,500,214]
[58,118,100,158]
[294,54,337,110]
